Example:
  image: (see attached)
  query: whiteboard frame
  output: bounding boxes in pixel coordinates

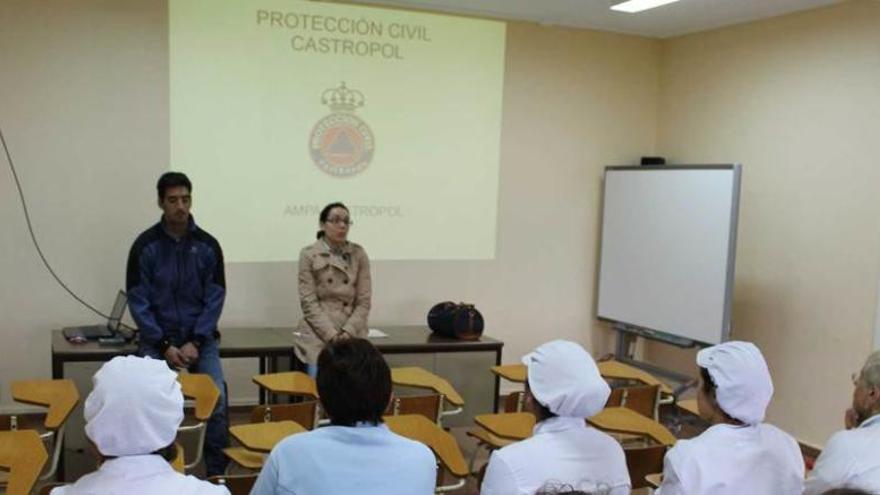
[596,164,742,346]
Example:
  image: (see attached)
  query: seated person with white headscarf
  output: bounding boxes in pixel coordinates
[250,338,436,495]
[481,340,631,495]
[804,350,880,494]
[52,356,228,495]
[656,341,804,495]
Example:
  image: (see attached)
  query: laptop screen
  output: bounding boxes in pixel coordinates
[107,290,128,332]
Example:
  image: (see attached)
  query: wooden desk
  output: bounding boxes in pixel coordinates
[588,407,676,446]
[0,430,48,495]
[391,367,464,406]
[490,364,526,383]
[10,379,79,430]
[253,371,318,398]
[384,414,468,478]
[228,421,307,453]
[473,412,535,441]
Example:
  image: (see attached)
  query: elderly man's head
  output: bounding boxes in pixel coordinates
[852,351,880,426]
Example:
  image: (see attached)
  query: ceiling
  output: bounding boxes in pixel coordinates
[346,0,844,38]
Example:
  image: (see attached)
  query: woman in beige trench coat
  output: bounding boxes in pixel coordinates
[294,203,372,374]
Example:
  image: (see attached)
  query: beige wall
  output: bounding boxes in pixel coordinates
[649,0,880,446]
[0,1,658,406]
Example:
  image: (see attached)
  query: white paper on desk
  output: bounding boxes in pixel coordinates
[368,328,388,338]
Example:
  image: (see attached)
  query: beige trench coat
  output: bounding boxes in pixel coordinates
[294,240,372,364]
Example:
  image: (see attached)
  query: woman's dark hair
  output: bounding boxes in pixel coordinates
[316,202,349,239]
[700,367,743,425]
[700,367,716,396]
[525,380,557,422]
[153,443,178,463]
[156,172,192,200]
[316,338,391,426]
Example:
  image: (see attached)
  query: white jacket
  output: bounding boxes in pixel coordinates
[481,416,631,495]
[804,414,880,494]
[51,455,228,495]
[656,423,804,495]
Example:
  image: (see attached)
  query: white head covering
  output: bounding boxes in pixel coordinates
[696,341,773,425]
[85,355,184,456]
[522,340,610,418]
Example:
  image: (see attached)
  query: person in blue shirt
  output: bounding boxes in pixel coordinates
[126,171,228,476]
[251,338,437,495]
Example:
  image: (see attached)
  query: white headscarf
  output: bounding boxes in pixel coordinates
[85,355,184,456]
[696,341,774,425]
[522,340,610,418]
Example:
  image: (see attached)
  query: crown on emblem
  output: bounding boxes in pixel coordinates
[321,82,365,112]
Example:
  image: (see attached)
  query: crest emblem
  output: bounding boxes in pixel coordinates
[309,82,375,177]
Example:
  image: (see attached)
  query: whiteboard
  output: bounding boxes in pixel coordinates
[596,165,741,345]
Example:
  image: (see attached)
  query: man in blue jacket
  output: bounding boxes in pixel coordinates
[126,171,228,476]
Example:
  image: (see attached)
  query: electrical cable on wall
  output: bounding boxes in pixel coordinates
[0,123,136,331]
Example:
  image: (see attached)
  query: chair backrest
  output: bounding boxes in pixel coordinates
[605,388,624,408]
[10,380,80,430]
[503,391,526,413]
[0,414,45,432]
[208,474,258,495]
[250,402,319,430]
[624,444,667,489]
[386,394,442,423]
[619,384,660,419]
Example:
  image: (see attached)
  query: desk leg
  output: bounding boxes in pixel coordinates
[493,348,502,413]
[259,357,266,405]
[52,354,63,380]
[52,356,66,479]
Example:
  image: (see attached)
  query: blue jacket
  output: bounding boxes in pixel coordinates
[126,216,225,351]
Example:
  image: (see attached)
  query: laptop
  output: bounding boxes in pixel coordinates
[63,290,128,340]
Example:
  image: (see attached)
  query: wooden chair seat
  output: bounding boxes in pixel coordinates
[678,398,700,416]
[229,421,307,453]
[252,372,318,398]
[178,373,220,421]
[466,427,516,450]
[222,447,266,470]
[0,430,48,495]
[490,364,526,383]
[588,407,676,446]
[645,473,664,488]
[473,412,535,441]
[390,367,464,407]
[384,414,468,478]
[10,380,80,430]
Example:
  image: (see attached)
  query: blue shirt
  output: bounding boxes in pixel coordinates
[251,423,436,495]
